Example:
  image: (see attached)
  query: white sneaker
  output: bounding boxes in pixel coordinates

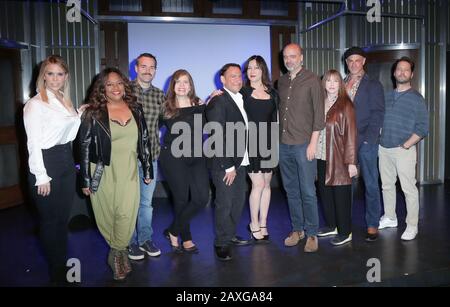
[401,226,418,241]
[378,215,398,229]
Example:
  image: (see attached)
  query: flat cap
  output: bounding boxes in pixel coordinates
[344,47,366,59]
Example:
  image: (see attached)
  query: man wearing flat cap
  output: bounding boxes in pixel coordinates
[344,46,385,242]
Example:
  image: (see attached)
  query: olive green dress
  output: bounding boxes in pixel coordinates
[90,116,139,250]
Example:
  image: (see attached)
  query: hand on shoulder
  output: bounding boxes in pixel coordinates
[206,89,224,104]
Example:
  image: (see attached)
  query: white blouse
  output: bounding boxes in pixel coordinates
[23,90,81,186]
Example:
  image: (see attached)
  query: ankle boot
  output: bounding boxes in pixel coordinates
[120,250,132,275]
[109,248,127,281]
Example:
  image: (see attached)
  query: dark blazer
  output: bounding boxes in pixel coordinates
[79,104,153,192]
[353,74,385,148]
[205,89,247,171]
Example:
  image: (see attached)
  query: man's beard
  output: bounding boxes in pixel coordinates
[396,78,411,84]
[286,64,300,72]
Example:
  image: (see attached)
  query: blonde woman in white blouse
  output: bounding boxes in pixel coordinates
[23,55,84,284]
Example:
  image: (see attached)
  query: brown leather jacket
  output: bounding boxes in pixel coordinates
[325,98,357,186]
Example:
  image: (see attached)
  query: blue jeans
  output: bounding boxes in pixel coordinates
[279,143,319,236]
[130,160,158,246]
[358,143,381,228]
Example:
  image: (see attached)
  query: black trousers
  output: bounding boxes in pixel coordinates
[160,147,210,242]
[210,167,247,247]
[29,143,75,281]
[317,159,352,236]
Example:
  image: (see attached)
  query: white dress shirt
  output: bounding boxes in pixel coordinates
[223,87,250,172]
[23,90,81,186]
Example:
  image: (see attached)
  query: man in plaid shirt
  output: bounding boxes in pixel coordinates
[128,53,165,260]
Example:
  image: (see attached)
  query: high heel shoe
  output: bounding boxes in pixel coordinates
[260,226,270,241]
[182,242,199,254]
[247,224,268,243]
[163,229,183,253]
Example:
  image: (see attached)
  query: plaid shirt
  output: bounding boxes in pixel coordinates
[131,79,165,160]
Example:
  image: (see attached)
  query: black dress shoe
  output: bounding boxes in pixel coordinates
[230,236,251,246]
[215,246,232,261]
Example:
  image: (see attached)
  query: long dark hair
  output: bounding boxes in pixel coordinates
[164,69,200,118]
[243,55,272,90]
[87,67,138,118]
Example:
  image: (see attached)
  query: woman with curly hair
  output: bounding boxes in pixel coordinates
[79,67,153,281]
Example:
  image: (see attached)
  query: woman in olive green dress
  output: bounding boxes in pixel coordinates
[79,67,153,281]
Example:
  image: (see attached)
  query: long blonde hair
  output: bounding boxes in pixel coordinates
[36,55,73,111]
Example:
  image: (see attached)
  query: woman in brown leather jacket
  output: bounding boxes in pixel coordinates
[315,70,357,246]
[79,67,152,281]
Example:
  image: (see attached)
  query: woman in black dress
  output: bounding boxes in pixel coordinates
[242,55,279,242]
[159,69,209,253]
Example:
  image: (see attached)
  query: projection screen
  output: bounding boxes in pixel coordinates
[128,23,271,101]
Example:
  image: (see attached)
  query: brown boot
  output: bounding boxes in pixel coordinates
[284,231,305,247]
[108,249,127,281]
[304,236,318,253]
[120,250,132,275]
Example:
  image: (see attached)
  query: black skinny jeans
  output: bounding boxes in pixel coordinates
[29,143,75,281]
[159,146,210,242]
[317,159,352,237]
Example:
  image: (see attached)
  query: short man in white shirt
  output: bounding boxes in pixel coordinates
[205,63,251,261]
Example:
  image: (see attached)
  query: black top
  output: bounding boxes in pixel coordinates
[161,104,206,159]
[241,86,279,172]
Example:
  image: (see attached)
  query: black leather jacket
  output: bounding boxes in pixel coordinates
[79,105,153,192]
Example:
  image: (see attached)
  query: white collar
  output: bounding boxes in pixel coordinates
[45,88,64,99]
[223,87,242,100]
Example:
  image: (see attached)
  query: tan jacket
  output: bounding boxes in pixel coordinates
[325,98,357,186]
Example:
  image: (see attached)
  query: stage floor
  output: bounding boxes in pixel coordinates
[1,181,449,287]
